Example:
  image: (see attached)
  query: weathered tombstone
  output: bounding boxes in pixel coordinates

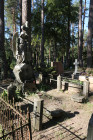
[83,81,89,99]
[51,62,64,74]
[33,98,44,131]
[87,114,93,140]
[57,75,61,91]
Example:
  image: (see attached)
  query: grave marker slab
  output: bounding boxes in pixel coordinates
[51,62,64,74]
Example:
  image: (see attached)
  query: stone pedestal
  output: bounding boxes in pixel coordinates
[72,73,80,80]
[13,63,34,84]
[71,93,85,103]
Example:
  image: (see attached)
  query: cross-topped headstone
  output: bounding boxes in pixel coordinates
[73,59,79,74]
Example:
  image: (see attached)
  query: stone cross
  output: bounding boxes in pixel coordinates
[73,59,79,74]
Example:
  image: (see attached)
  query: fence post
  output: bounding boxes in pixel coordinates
[33,98,44,131]
[57,75,62,91]
[2,129,5,140]
[83,81,89,99]
[27,108,32,140]
[12,120,15,140]
[20,119,23,140]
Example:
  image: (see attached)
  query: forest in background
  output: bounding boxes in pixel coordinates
[0,0,93,79]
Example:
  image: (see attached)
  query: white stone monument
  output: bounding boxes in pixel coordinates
[73,59,79,74]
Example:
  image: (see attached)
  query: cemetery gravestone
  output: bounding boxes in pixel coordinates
[51,62,64,75]
[72,59,79,79]
[73,59,79,74]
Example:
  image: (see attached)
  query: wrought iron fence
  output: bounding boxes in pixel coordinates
[0,95,32,140]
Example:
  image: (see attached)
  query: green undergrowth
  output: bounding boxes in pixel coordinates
[36,83,52,91]
[63,78,83,85]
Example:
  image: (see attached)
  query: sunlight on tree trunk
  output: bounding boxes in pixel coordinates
[22,0,31,61]
[19,0,22,32]
[87,0,93,68]
[79,0,83,67]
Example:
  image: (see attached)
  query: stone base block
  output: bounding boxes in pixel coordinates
[71,94,85,103]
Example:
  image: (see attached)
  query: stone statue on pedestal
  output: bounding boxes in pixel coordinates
[7,21,35,100]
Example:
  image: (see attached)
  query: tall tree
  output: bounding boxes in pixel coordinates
[0,0,8,78]
[41,0,44,66]
[22,0,31,60]
[79,0,83,67]
[5,0,19,35]
[19,0,22,32]
[87,0,93,68]
[66,0,71,67]
[82,0,86,49]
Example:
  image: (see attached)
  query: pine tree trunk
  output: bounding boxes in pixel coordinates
[72,23,74,61]
[87,0,93,68]
[12,8,16,35]
[32,0,34,10]
[41,0,44,66]
[66,0,70,67]
[82,0,86,48]
[0,0,7,78]
[19,0,22,32]
[79,0,83,67]
[22,0,31,60]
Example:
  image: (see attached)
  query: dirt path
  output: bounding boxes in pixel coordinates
[32,89,93,140]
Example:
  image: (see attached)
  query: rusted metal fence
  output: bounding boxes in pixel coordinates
[0,95,32,140]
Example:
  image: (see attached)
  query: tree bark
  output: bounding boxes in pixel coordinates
[22,0,31,60]
[79,0,83,67]
[19,0,22,32]
[87,0,93,68]
[82,0,86,48]
[32,0,34,10]
[72,23,74,61]
[12,8,16,35]
[41,0,44,66]
[66,0,70,67]
[0,0,7,78]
